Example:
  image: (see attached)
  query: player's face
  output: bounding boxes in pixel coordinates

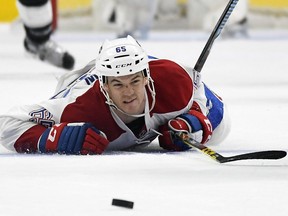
[104,72,147,115]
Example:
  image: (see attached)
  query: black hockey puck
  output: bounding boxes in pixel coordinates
[112,198,134,209]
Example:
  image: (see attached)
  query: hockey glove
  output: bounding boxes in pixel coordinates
[158,110,213,151]
[38,123,109,155]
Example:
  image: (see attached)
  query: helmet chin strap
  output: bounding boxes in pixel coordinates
[101,78,156,118]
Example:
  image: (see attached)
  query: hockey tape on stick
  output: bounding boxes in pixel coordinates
[178,133,287,163]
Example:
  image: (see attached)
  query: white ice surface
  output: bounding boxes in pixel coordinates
[0,24,288,216]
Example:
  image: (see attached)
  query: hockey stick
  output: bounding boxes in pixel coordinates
[179,0,286,163]
[194,0,239,73]
[178,133,287,163]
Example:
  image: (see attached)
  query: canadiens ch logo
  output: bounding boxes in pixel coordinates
[29,108,55,127]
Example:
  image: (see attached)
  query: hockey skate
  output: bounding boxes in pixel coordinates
[24,38,75,70]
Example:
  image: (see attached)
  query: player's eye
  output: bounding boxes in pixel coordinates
[131,79,140,85]
[113,83,123,88]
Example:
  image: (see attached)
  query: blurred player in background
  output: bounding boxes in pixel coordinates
[188,0,248,38]
[16,0,75,69]
[102,0,248,39]
[102,0,158,39]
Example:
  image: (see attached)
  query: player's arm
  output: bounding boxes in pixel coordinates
[0,101,109,155]
[1,117,109,154]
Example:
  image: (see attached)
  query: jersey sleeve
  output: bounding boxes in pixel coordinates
[0,64,98,153]
[0,105,47,153]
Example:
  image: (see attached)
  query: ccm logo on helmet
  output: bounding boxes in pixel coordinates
[116,63,132,68]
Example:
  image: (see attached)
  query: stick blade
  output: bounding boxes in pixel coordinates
[223,150,287,163]
[257,150,287,159]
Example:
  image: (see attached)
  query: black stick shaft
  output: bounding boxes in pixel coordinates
[194,0,239,73]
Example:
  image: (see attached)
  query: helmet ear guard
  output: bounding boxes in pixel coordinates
[102,76,107,85]
[142,68,148,77]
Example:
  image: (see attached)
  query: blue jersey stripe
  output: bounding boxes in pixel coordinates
[203,84,224,130]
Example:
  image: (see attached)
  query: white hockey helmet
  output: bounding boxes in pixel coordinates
[96,35,150,83]
[96,35,156,117]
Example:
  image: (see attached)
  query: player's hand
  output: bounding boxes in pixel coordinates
[158,111,212,151]
[38,123,109,155]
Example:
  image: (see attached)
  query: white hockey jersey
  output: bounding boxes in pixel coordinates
[0,59,229,153]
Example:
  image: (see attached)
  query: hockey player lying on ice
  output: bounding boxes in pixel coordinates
[0,36,230,154]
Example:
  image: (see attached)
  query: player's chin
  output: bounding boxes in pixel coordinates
[121,104,141,115]
[122,107,139,115]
